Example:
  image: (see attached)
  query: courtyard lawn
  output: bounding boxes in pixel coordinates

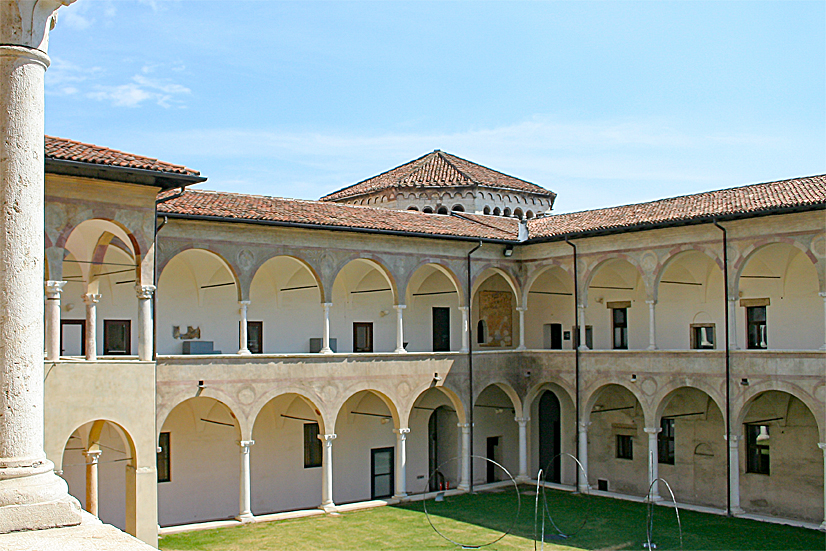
[158,487,825,551]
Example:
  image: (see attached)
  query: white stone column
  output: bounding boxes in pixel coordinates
[320,302,333,354]
[515,417,529,480]
[818,442,826,531]
[319,433,336,511]
[728,296,740,350]
[0,0,81,533]
[135,285,155,361]
[393,304,407,353]
[44,280,66,361]
[458,423,471,490]
[577,421,590,492]
[516,306,527,350]
[237,300,251,355]
[646,300,657,350]
[819,293,826,351]
[83,449,101,517]
[644,427,662,501]
[459,306,469,353]
[727,434,744,514]
[237,440,254,521]
[393,428,410,498]
[577,304,589,350]
[83,293,101,361]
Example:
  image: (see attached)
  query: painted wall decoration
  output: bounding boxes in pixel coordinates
[479,290,512,347]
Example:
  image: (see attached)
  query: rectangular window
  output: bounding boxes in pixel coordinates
[432,307,450,352]
[746,306,767,349]
[304,423,322,468]
[616,434,633,460]
[658,418,675,465]
[157,432,170,482]
[103,319,131,355]
[746,424,770,475]
[573,325,593,349]
[247,321,263,354]
[612,308,628,349]
[353,322,373,352]
[60,319,85,356]
[690,324,715,349]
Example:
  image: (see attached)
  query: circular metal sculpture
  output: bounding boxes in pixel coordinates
[421,455,521,549]
[645,477,683,550]
[533,453,590,548]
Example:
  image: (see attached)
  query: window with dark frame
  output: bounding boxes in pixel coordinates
[477,319,487,344]
[103,319,131,355]
[246,321,263,354]
[691,324,715,349]
[658,418,675,465]
[157,432,170,482]
[746,424,770,475]
[746,306,767,349]
[353,322,373,352]
[616,434,633,460]
[304,422,322,468]
[612,308,628,349]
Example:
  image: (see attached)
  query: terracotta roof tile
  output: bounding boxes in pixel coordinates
[527,175,826,239]
[320,150,555,201]
[159,189,521,241]
[45,136,201,177]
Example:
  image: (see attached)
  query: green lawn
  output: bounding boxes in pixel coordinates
[159,487,825,551]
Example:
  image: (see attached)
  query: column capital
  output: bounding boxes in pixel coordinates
[514,416,529,425]
[394,427,411,435]
[82,449,102,464]
[577,303,586,309]
[644,427,662,435]
[393,304,406,311]
[44,280,66,298]
[646,299,657,306]
[516,306,527,312]
[578,420,591,431]
[0,0,78,53]
[818,442,826,452]
[322,302,333,308]
[238,440,255,449]
[82,293,101,305]
[818,292,826,299]
[238,300,251,307]
[458,305,469,312]
[724,434,742,443]
[135,284,156,300]
[457,423,472,430]
[318,433,337,442]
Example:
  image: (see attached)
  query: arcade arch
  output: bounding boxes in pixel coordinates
[471,268,521,349]
[585,258,647,350]
[524,265,574,349]
[404,263,463,352]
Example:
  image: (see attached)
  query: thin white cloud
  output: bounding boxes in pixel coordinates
[87,74,190,108]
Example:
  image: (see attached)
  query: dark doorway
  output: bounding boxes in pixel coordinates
[60,319,85,356]
[371,447,394,499]
[428,408,440,491]
[432,307,450,351]
[103,319,131,355]
[543,323,563,349]
[353,322,373,352]
[539,391,561,482]
[486,436,500,483]
[246,321,263,354]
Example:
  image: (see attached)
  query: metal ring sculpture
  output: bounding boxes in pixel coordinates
[645,477,683,550]
[533,452,590,549]
[422,455,521,549]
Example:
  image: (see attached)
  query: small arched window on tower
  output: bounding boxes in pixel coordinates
[451,204,465,212]
[437,206,448,215]
[513,208,524,220]
[477,320,487,344]
[483,206,491,215]
[407,206,419,211]
[525,210,535,219]
[503,207,512,217]
[493,207,501,216]
[423,206,434,213]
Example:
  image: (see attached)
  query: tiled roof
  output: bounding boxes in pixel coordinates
[159,189,521,241]
[527,174,826,239]
[320,150,555,201]
[45,136,201,177]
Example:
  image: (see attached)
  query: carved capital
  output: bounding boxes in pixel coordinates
[644,427,662,435]
[44,280,66,299]
[82,449,102,464]
[82,293,101,305]
[318,433,337,444]
[1,0,77,52]
[238,440,254,452]
[135,284,156,300]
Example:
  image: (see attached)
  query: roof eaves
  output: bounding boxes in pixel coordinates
[45,158,207,190]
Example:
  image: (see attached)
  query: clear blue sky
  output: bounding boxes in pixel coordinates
[45,1,825,213]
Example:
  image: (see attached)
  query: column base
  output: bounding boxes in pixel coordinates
[392,493,407,500]
[319,502,337,513]
[819,520,826,532]
[457,484,469,492]
[577,484,590,494]
[0,466,83,534]
[646,345,658,351]
[648,494,663,502]
[0,497,82,534]
[459,347,469,354]
[394,348,407,354]
[515,345,527,351]
[235,513,254,523]
[515,475,530,483]
[237,349,251,355]
[319,347,333,354]
[729,506,744,515]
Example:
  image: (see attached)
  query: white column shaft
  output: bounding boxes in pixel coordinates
[646,300,657,350]
[459,306,469,353]
[319,434,336,510]
[577,422,589,492]
[818,443,826,530]
[44,281,66,361]
[320,303,333,354]
[728,298,740,350]
[238,301,251,355]
[458,423,471,490]
[516,307,527,350]
[516,417,528,480]
[237,440,254,520]
[394,305,406,353]
[577,304,588,350]
[394,428,410,498]
[728,435,743,514]
[136,285,155,361]
[644,427,661,500]
[83,450,101,517]
[83,293,100,361]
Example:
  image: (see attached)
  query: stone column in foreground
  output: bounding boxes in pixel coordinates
[135,285,155,361]
[0,0,82,533]
[393,428,410,498]
[44,280,66,361]
[515,417,529,481]
[318,433,336,511]
[236,440,254,521]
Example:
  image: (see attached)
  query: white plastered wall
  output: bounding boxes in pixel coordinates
[330,262,397,353]
[406,389,460,493]
[404,267,462,352]
[586,259,648,350]
[524,267,575,349]
[471,385,520,485]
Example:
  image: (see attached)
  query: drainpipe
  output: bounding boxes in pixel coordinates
[466,240,482,493]
[565,237,581,491]
[713,219,732,516]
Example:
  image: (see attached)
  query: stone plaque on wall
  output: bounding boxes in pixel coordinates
[479,290,512,347]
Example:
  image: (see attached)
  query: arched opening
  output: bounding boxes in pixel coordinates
[157,397,242,526]
[525,383,577,485]
[331,258,398,353]
[249,256,322,353]
[404,263,462,352]
[656,250,724,350]
[525,210,535,219]
[250,393,325,514]
[422,206,434,214]
[538,391,561,482]
[585,384,645,495]
[493,207,501,216]
[737,390,823,522]
[437,206,449,215]
[483,206,492,215]
[525,265,574,349]
[472,269,520,349]
[513,208,524,220]
[408,387,465,494]
[333,390,399,503]
[503,207,512,217]
[157,249,240,355]
[586,258,645,350]
[451,204,465,212]
[407,206,419,211]
[737,243,821,350]
[474,384,520,484]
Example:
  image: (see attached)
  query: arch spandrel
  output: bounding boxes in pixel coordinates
[734,382,825,441]
[582,382,651,427]
[157,247,243,302]
[402,383,468,428]
[329,255,401,306]
[332,386,402,432]
[523,380,576,418]
[156,390,248,442]
[582,254,648,304]
[248,387,331,436]
[652,246,723,302]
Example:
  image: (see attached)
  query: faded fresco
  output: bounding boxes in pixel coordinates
[479,290,512,347]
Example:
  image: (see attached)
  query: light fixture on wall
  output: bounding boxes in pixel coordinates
[630,374,637,382]
[195,380,206,397]
[756,425,770,443]
[740,378,750,386]
[433,372,442,382]
[379,309,389,317]
[524,370,531,378]
[503,245,514,257]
